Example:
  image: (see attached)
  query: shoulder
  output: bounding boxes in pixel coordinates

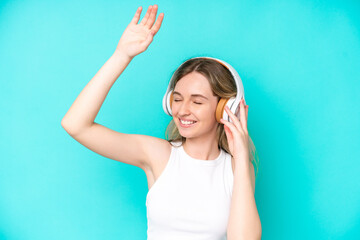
[142,136,172,173]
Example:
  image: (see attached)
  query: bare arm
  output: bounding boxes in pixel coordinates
[61,51,131,134]
[61,5,165,170]
[221,100,261,239]
[61,5,164,134]
[227,160,261,240]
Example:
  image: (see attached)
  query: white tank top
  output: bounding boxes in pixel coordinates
[146,141,234,240]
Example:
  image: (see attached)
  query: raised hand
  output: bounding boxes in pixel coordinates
[115,5,164,59]
[220,99,250,165]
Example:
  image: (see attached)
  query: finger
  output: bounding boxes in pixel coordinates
[223,124,234,142]
[150,12,164,35]
[239,99,248,133]
[220,118,240,140]
[235,104,240,119]
[246,105,248,122]
[131,6,142,25]
[139,5,152,25]
[145,4,158,27]
[224,106,242,132]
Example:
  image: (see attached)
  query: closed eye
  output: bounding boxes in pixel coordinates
[174,100,202,105]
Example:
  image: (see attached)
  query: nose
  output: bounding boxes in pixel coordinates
[177,100,191,116]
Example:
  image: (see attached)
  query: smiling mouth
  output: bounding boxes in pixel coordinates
[178,118,197,127]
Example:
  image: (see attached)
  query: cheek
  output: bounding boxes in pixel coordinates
[171,105,179,114]
[198,107,217,120]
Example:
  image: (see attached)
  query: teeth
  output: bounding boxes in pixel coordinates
[180,119,196,125]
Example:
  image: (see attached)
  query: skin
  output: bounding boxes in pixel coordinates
[115,4,164,59]
[114,3,250,161]
[172,71,249,162]
[113,5,260,237]
[113,3,251,162]
[221,99,262,239]
[221,98,249,165]
[113,3,251,164]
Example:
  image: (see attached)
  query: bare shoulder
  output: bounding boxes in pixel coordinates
[142,136,172,173]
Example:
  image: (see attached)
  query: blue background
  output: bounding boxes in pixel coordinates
[1,0,359,239]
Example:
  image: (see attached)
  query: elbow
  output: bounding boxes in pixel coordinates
[249,217,262,240]
[252,229,262,240]
[61,118,70,130]
[61,118,78,136]
[228,233,262,240]
[236,232,262,240]
[249,225,262,240]
[249,221,262,240]
[61,119,94,137]
[61,120,72,135]
[61,118,67,129]
[227,224,262,240]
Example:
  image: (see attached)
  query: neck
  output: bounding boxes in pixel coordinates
[183,138,220,161]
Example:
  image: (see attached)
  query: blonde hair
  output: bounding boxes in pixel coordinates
[164,57,260,180]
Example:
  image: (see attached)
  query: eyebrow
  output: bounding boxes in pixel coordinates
[173,91,209,100]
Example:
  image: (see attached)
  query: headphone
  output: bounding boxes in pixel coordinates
[162,56,245,124]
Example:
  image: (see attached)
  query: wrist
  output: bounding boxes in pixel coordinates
[233,156,251,169]
[113,49,133,62]
[233,153,250,163]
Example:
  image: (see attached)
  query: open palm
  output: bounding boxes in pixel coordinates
[115,5,164,58]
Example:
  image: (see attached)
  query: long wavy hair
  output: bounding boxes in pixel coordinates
[164,57,260,180]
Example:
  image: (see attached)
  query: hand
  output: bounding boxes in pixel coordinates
[220,99,250,164]
[115,5,164,59]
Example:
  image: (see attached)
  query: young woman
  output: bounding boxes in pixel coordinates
[61,4,261,240]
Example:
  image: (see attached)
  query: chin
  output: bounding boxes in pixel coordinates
[176,125,194,137]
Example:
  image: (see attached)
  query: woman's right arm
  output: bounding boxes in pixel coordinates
[61,51,131,134]
[61,5,165,170]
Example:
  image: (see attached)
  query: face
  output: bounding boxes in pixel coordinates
[172,71,219,140]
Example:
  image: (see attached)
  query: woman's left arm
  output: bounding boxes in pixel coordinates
[220,99,262,240]
[227,158,261,240]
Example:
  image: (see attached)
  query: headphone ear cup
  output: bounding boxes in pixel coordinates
[169,91,174,113]
[166,90,173,116]
[216,97,237,123]
[226,97,237,123]
[163,89,174,116]
[216,98,229,123]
